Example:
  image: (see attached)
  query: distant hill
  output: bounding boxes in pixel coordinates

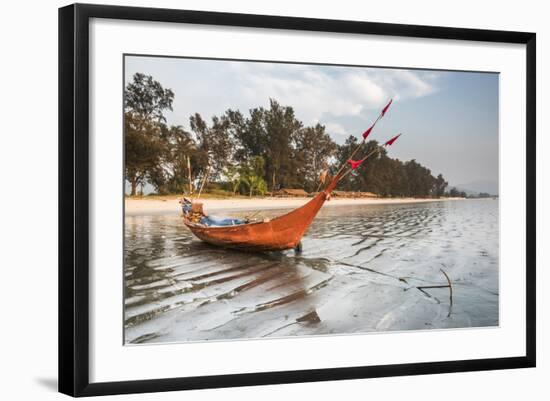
[453,179,498,196]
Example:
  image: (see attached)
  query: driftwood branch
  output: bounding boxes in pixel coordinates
[416,269,453,317]
[333,258,454,318]
[440,268,453,317]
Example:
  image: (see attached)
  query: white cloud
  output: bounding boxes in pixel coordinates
[125,57,498,185]
[227,63,439,125]
[127,57,439,134]
[324,122,349,139]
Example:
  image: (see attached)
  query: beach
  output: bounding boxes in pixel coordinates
[124,198,498,343]
[125,196,464,216]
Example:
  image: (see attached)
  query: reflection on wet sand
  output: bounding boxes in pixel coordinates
[124,200,499,344]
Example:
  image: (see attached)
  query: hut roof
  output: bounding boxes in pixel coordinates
[332,191,379,198]
[275,188,309,197]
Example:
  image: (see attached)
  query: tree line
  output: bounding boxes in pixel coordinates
[125,73,451,198]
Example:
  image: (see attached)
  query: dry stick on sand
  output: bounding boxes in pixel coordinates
[335,260,454,319]
[440,268,453,316]
[416,269,454,317]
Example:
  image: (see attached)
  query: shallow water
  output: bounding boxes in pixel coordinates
[124,199,499,344]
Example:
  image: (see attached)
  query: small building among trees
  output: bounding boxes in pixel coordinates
[274,188,309,197]
[332,191,378,198]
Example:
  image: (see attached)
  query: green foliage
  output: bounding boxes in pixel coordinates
[465,191,493,199]
[333,135,361,191]
[239,156,268,197]
[295,124,338,192]
[448,187,467,198]
[225,165,243,194]
[124,72,449,198]
[434,174,448,197]
[125,73,174,122]
[189,113,234,181]
[333,137,444,197]
[124,114,166,195]
[124,73,175,195]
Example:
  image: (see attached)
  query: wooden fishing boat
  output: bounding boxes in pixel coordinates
[182,100,399,252]
[183,173,342,252]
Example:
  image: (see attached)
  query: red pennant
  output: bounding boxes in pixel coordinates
[362,125,374,139]
[381,99,393,116]
[347,159,364,170]
[384,133,401,146]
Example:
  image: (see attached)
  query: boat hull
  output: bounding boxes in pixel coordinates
[183,173,341,252]
[184,191,329,252]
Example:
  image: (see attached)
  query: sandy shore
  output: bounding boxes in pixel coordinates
[125,196,464,216]
[124,197,495,343]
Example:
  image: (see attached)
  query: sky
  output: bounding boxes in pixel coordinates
[125,55,499,191]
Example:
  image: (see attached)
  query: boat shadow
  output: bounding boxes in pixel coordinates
[187,240,332,273]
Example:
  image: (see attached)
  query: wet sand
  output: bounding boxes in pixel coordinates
[125,196,464,216]
[124,199,498,344]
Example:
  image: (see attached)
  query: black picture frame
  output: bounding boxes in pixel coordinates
[59,3,536,397]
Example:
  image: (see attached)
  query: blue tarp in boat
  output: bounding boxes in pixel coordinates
[199,216,247,227]
[181,199,247,227]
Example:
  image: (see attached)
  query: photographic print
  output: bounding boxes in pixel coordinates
[123,55,499,345]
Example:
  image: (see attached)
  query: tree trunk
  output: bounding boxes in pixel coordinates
[271,171,276,196]
[130,179,137,196]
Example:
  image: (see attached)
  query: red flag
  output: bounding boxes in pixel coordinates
[384,133,401,147]
[347,159,365,170]
[362,125,374,139]
[381,99,393,116]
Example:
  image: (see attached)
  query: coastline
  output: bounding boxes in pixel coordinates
[125,196,466,216]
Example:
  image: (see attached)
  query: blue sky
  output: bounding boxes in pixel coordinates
[125,55,498,189]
